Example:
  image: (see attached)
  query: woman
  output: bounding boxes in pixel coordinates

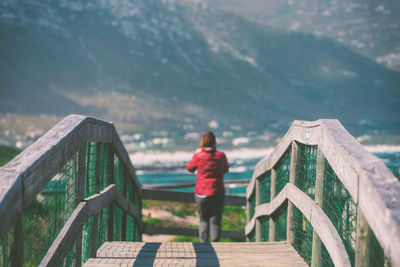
[186,130,229,242]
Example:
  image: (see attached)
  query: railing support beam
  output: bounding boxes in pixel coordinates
[10,214,23,267]
[107,144,114,242]
[90,143,102,257]
[287,141,298,244]
[269,168,276,241]
[311,147,325,267]
[74,145,87,267]
[355,209,371,267]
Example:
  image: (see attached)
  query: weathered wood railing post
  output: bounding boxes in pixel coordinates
[90,143,102,257]
[121,168,128,241]
[10,214,23,267]
[74,145,87,267]
[355,209,371,267]
[107,144,114,241]
[269,168,276,241]
[255,176,261,241]
[246,196,251,242]
[311,147,325,267]
[287,141,298,243]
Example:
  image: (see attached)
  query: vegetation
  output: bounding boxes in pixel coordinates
[0,145,21,167]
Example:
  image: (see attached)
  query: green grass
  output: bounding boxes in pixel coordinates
[143,218,163,226]
[0,145,21,167]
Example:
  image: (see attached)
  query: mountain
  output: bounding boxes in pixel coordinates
[209,0,400,72]
[0,0,399,135]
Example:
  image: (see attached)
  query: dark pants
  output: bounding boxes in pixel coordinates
[195,194,225,243]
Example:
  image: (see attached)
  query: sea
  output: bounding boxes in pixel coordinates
[132,147,400,195]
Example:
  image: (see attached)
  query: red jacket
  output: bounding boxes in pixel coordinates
[187,148,229,196]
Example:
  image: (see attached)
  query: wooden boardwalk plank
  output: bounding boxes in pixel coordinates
[83,242,308,267]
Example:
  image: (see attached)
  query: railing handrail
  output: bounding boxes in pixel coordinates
[0,114,141,241]
[246,119,400,266]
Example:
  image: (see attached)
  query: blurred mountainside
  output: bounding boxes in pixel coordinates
[210,0,400,71]
[0,0,399,135]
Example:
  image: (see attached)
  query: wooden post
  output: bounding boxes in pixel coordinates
[74,145,87,267]
[10,214,23,267]
[121,167,128,241]
[287,141,298,244]
[311,147,325,267]
[269,168,276,241]
[355,209,371,267]
[246,197,251,242]
[90,143,102,257]
[107,144,114,241]
[255,177,261,242]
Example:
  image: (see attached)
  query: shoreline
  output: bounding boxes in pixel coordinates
[130,145,400,166]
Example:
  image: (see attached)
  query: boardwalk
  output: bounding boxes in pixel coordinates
[83,242,308,267]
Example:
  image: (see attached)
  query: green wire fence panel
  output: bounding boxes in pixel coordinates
[275,148,291,195]
[258,216,269,242]
[293,206,313,265]
[321,242,335,267]
[369,229,388,267]
[274,206,287,241]
[322,159,357,266]
[248,230,256,242]
[248,193,255,221]
[295,143,317,200]
[0,141,142,267]
[258,172,271,204]
[24,153,78,266]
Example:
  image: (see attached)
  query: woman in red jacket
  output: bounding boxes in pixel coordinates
[187,131,229,242]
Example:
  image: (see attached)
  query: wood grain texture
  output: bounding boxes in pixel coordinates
[83,241,308,267]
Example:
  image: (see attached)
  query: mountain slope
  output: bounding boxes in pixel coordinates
[0,0,399,134]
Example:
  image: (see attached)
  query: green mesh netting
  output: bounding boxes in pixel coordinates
[23,153,78,266]
[258,172,271,204]
[248,193,255,220]
[369,230,387,267]
[275,206,287,241]
[248,230,256,242]
[321,242,335,267]
[113,205,124,241]
[1,141,141,267]
[295,143,317,200]
[293,206,313,265]
[0,233,9,266]
[258,216,269,242]
[275,148,291,195]
[323,159,357,266]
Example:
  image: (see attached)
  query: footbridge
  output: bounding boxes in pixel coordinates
[0,115,399,266]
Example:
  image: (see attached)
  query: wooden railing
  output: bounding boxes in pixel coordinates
[246,119,400,267]
[0,115,142,267]
[0,114,248,266]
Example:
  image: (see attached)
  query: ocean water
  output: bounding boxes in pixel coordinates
[136,152,400,195]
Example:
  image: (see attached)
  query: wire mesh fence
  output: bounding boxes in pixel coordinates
[258,216,269,242]
[0,141,142,266]
[246,142,392,266]
[275,205,287,241]
[295,143,317,200]
[322,158,357,266]
[275,148,291,196]
[23,153,78,266]
[293,206,313,265]
[258,172,271,204]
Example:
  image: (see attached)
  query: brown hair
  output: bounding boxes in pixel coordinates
[200,131,216,148]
